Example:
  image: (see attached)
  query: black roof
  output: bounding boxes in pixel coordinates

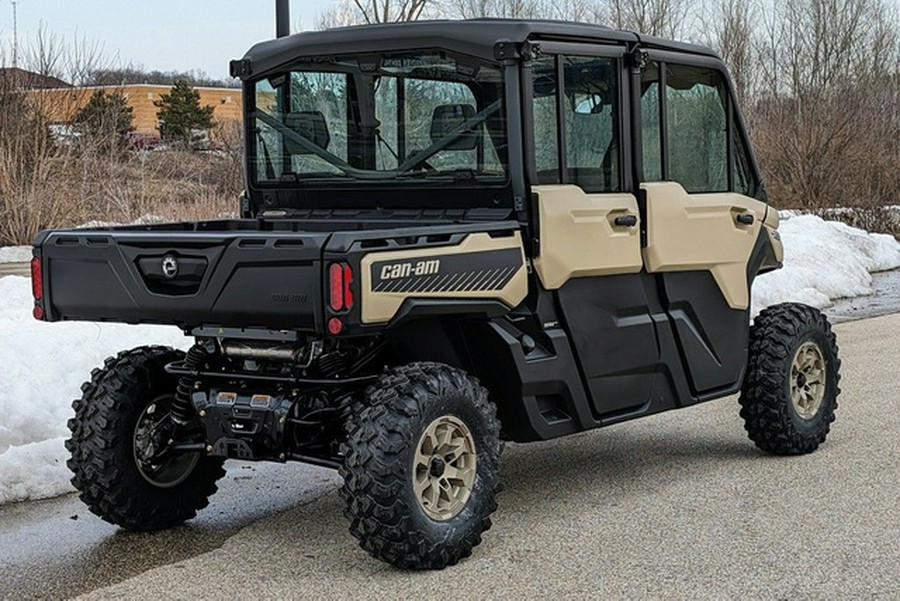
[239,19,718,78]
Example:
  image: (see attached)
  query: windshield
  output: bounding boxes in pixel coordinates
[251,51,507,186]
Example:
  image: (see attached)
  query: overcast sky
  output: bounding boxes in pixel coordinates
[0,0,331,80]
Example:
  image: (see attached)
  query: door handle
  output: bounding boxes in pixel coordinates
[736,213,755,225]
[614,215,638,227]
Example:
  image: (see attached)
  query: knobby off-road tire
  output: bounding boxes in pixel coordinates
[66,346,225,530]
[739,303,841,455]
[340,362,502,569]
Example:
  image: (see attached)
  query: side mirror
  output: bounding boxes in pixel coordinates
[284,111,330,153]
[430,104,479,151]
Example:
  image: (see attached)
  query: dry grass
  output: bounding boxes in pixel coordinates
[0,89,241,245]
[0,149,240,245]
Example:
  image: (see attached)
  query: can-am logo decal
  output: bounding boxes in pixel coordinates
[370,249,522,295]
[379,259,441,280]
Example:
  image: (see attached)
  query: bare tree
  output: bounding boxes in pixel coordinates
[747,0,900,209]
[20,23,64,80]
[704,0,757,102]
[443,0,545,18]
[315,3,368,28]
[598,0,690,38]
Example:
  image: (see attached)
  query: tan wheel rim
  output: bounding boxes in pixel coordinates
[790,341,827,420]
[412,415,477,521]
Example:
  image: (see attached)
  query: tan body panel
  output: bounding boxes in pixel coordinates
[531,185,643,290]
[641,182,767,310]
[359,231,527,324]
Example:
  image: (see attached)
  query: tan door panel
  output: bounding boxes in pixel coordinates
[641,181,766,310]
[532,185,643,290]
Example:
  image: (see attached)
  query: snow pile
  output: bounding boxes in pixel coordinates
[77,214,167,229]
[0,246,31,264]
[0,276,187,505]
[752,215,900,315]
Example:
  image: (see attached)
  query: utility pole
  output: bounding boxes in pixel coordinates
[11,0,19,67]
[275,0,290,38]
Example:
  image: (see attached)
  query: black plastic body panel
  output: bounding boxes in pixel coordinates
[556,274,659,416]
[659,271,749,394]
[35,226,329,331]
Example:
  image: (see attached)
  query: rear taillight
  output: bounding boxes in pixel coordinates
[31,257,42,301]
[31,256,45,321]
[329,263,344,311]
[328,262,354,312]
[342,264,354,309]
[327,262,354,335]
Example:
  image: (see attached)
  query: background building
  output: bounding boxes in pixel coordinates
[26,83,243,135]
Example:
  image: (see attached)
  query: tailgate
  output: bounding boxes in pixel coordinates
[34,229,328,331]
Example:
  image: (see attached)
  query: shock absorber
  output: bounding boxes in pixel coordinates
[172,343,208,425]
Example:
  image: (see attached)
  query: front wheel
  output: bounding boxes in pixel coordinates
[340,363,502,569]
[66,346,225,530]
[739,303,842,455]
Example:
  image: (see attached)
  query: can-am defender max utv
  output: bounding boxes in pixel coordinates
[31,19,841,569]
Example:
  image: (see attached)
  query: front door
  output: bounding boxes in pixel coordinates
[638,58,770,394]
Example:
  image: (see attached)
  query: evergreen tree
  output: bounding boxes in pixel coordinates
[154,81,215,144]
[74,89,134,139]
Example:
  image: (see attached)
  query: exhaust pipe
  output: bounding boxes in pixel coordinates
[276,0,290,38]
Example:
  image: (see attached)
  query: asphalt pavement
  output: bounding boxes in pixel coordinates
[1,313,898,600]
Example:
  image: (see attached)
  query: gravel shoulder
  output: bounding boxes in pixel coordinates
[75,313,900,600]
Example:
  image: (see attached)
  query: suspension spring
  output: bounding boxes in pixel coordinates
[172,343,207,425]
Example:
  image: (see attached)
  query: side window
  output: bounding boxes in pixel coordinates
[665,65,727,193]
[531,54,620,192]
[732,114,755,196]
[640,62,662,182]
[532,57,560,184]
[563,56,619,192]
[640,62,758,195]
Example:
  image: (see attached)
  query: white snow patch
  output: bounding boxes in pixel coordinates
[0,276,187,505]
[77,214,166,229]
[0,246,31,264]
[0,437,71,505]
[752,215,900,316]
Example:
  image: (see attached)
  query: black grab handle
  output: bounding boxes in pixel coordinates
[614,215,638,227]
[736,213,755,225]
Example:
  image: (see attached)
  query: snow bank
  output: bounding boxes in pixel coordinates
[0,438,72,505]
[752,215,900,315]
[0,246,31,264]
[77,214,166,229]
[0,276,187,504]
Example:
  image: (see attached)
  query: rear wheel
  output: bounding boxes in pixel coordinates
[340,363,502,569]
[66,346,225,530]
[739,303,841,455]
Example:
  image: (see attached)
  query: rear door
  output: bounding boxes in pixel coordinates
[527,45,660,418]
[638,54,770,394]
